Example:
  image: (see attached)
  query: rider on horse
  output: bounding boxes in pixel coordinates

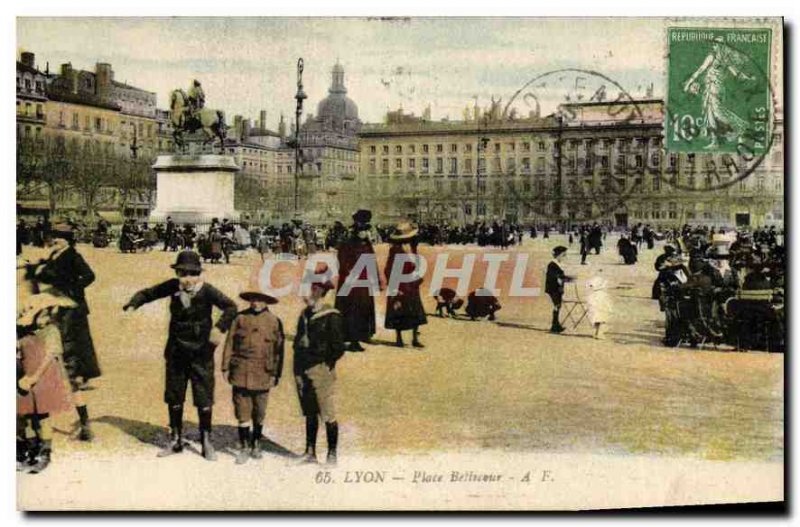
[187,80,205,118]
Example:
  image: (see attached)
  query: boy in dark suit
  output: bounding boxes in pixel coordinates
[294,264,346,465]
[123,250,237,461]
[545,246,572,333]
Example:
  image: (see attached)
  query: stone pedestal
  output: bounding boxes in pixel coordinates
[149,155,240,224]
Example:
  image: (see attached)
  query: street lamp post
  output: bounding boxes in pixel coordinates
[476,114,490,222]
[130,122,139,159]
[293,58,307,218]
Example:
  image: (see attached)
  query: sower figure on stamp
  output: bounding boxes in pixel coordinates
[33,224,101,442]
[545,246,573,334]
[221,291,285,465]
[683,36,754,150]
[294,264,346,465]
[123,250,237,461]
[335,209,379,352]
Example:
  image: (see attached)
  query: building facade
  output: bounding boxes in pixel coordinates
[16,52,48,141]
[289,62,362,222]
[16,52,161,219]
[357,100,784,229]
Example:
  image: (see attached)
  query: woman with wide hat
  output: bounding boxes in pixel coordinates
[335,209,379,352]
[123,250,237,461]
[384,221,427,348]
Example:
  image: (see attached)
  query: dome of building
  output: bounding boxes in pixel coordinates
[316,62,359,127]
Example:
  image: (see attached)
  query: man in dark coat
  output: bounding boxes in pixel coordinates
[335,209,378,352]
[545,246,571,333]
[652,245,689,302]
[163,216,176,251]
[123,250,237,461]
[589,223,603,254]
[294,264,346,464]
[34,224,100,441]
[222,291,284,464]
[579,228,589,265]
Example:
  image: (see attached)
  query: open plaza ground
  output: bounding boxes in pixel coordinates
[17,234,784,510]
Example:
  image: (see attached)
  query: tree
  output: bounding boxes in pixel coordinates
[116,156,155,218]
[69,140,103,217]
[17,134,73,217]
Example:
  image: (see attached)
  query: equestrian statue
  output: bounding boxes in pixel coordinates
[169,79,227,154]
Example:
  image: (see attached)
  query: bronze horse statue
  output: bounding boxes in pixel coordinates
[169,89,227,154]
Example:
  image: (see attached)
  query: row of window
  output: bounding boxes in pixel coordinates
[16,101,45,119]
[366,137,663,157]
[362,174,779,196]
[48,109,157,140]
[16,75,45,95]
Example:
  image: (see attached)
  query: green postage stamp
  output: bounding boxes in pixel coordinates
[666,27,772,154]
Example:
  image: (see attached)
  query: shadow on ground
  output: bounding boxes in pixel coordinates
[95,415,301,460]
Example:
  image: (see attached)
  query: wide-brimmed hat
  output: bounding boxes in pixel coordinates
[552,246,568,257]
[239,290,279,305]
[352,209,372,226]
[390,221,419,241]
[17,290,77,327]
[171,250,203,273]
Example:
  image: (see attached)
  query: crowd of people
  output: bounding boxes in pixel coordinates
[651,224,784,351]
[381,220,525,248]
[16,208,785,475]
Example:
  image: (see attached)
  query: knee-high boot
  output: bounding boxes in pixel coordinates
[301,415,318,463]
[325,421,339,465]
[158,405,185,457]
[198,407,216,461]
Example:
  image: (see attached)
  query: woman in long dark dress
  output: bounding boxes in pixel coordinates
[335,210,378,352]
[33,224,100,441]
[384,222,427,348]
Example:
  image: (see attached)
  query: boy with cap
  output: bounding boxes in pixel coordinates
[123,250,237,461]
[222,291,285,464]
[545,246,572,334]
[294,264,346,464]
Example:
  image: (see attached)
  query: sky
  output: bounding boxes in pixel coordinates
[15,17,781,128]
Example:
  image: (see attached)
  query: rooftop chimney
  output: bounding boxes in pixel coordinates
[242,119,251,140]
[260,110,267,132]
[20,52,35,69]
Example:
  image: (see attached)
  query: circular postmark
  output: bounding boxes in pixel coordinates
[502,68,651,223]
[663,28,776,192]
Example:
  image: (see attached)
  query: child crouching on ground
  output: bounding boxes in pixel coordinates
[433,288,464,318]
[465,288,502,321]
